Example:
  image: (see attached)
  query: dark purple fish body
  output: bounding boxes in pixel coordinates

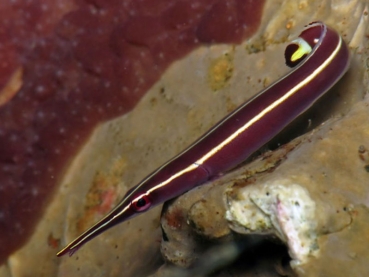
[57,22,350,257]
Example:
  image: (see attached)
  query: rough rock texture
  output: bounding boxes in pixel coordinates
[1,0,368,277]
[227,95,369,274]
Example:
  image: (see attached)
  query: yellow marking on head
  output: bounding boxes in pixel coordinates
[290,38,313,62]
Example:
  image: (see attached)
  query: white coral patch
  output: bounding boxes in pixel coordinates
[226,182,318,265]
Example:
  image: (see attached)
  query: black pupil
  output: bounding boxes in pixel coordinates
[136,198,146,207]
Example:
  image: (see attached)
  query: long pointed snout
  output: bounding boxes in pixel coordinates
[57,200,135,257]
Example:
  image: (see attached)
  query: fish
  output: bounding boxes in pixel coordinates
[57,21,350,257]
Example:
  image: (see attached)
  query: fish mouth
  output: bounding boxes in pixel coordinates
[57,198,135,257]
